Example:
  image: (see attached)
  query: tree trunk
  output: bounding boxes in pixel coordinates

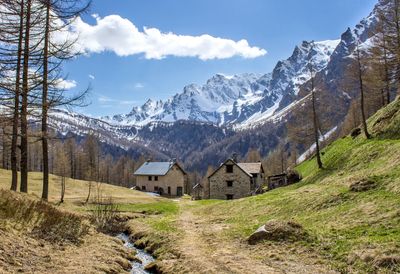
[308,44,323,169]
[395,0,400,96]
[312,91,323,169]
[382,38,391,105]
[20,0,32,193]
[41,0,51,201]
[356,46,371,139]
[10,0,24,191]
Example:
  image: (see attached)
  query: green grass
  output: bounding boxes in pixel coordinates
[118,200,179,215]
[185,99,400,272]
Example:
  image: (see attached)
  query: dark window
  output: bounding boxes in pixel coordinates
[148,176,152,181]
[227,180,233,187]
[168,187,171,195]
[226,194,234,200]
[252,174,258,178]
[226,165,233,173]
[141,186,146,191]
[154,186,159,191]
[155,176,159,181]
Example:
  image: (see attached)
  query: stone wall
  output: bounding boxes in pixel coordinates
[209,160,252,200]
[136,164,185,196]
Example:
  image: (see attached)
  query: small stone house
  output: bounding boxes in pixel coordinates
[134,160,186,196]
[267,173,288,190]
[192,183,203,200]
[208,159,265,200]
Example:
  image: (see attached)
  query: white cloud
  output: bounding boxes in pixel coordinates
[97,94,136,106]
[71,15,267,60]
[134,83,144,89]
[89,74,95,80]
[56,79,77,90]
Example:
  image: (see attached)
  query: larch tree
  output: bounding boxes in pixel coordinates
[308,41,323,169]
[37,0,90,200]
[355,43,371,139]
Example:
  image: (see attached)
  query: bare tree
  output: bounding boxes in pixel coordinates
[308,41,323,169]
[355,44,371,139]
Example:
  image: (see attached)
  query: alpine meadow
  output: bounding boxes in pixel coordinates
[0,0,400,273]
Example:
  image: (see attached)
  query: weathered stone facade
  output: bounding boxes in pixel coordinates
[135,163,186,196]
[208,159,264,200]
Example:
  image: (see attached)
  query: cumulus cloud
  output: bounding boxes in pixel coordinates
[71,15,267,60]
[56,79,77,90]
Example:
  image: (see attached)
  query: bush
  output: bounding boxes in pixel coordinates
[287,169,302,184]
[0,190,89,244]
[90,196,121,233]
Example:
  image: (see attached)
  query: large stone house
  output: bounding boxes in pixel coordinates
[134,160,186,196]
[207,159,265,200]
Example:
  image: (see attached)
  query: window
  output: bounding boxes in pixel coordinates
[226,194,234,200]
[226,181,233,187]
[141,186,146,191]
[154,186,159,192]
[148,176,152,181]
[168,187,171,195]
[226,165,233,173]
[154,176,159,181]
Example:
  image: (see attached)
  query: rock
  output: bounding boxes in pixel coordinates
[287,170,302,184]
[144,261,163,274]
[248,220,307,245]
[349,180,377,192]
[350,128,361,139]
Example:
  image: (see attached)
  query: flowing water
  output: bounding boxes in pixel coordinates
[117,233,156,274]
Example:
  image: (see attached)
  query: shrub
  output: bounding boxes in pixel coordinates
[0,190,89,244]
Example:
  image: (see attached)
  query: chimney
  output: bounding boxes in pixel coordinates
[232,153,238,163]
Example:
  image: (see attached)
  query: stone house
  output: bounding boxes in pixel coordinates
[192,183,203,200]
[134,160,186,196]
[267,173,288,190]
[207,159,265,200]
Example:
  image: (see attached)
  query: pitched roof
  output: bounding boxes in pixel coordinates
[134,161,178,176]
[208,159,264,179]
[237,163,263,174]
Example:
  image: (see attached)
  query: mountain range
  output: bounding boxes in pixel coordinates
[48,0,386,173]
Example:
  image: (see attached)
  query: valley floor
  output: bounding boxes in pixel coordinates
[163,200,338,274]
[1,99,399,273]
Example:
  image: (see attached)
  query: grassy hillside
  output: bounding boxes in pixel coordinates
[128,99,400,273]
[0,170,164,207]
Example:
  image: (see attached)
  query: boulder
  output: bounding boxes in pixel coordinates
[287,170,302,184]
[248,220,307,245]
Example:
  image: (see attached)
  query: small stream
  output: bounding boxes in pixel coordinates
[117,233,155,274]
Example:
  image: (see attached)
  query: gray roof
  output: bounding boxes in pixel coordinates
[134,162,175,176]
[237,163,263,174]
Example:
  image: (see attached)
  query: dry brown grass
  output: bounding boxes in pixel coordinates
[0,169,162,210]
[0,189,136,274]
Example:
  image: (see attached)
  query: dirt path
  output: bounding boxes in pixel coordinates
[171,201,338,274]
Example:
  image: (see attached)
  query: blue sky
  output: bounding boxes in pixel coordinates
[64,0,378,117]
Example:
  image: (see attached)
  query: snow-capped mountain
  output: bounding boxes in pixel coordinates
[46,0,389,173]
[103,39,339,127]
